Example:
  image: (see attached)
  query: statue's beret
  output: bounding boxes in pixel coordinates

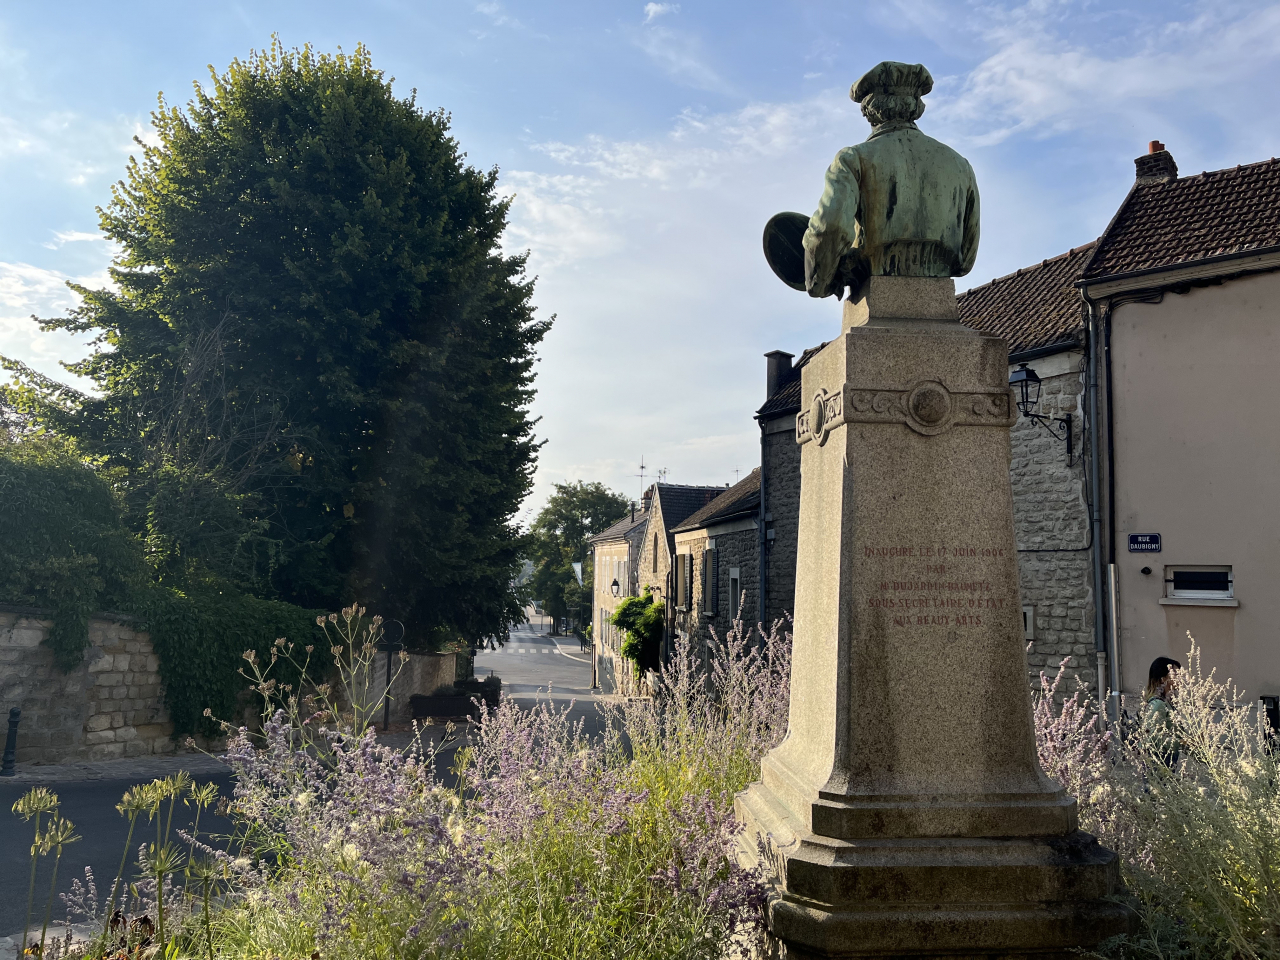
[850,61,933,103]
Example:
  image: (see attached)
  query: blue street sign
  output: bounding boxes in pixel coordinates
[1128,533,1161,553]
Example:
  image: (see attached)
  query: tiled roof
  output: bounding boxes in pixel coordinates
[756,342,830,419]
[672,469,761,533]
[956,244,1094,354]
[655,483,727,532]
[589,510,648,544]
[1084,155,1280,279]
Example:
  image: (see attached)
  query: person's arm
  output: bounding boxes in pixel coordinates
[957,180,981,277]
[803,149,861,299]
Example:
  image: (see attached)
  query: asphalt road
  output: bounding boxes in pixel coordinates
[0,770,236,944]
[0,621,604,943]
[475,620,607,740]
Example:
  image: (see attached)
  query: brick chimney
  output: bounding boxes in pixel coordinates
[1135,140,1178,185]
[764,350,794,400]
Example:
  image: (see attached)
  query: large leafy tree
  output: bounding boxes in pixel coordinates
[4,42,548,648]
[528,481,629,631]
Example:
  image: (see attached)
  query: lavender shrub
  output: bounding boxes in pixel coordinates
[200,609,791,960]
[1034,639,1280,960]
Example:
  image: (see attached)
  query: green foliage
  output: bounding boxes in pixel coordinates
[612,589,664,672]
[4,40,547,649]
[136,586,324,737]
[528,481,628,625]
[0,438,144,669]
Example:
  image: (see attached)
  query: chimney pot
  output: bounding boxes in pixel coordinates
[764,350,795,400]
[1149,140,1165,154]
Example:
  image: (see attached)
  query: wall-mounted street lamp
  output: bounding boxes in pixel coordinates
[1009,363,1073,460]
[610,578,621,598]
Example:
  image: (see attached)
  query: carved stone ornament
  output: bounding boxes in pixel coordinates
[795,388,844,446]
[798,379,1015,443]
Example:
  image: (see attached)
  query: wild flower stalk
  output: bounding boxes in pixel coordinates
[148,842,184,955]
[101,785,151,949]
[38,816,80,959]
[12,787,59,957]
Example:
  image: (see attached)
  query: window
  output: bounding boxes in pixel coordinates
[701,548,718,616]
[1022,605,1035,641]
[729,567,741,617]
[1166,566,1233,600]
[652,534,658,574]
[674,553,689,610]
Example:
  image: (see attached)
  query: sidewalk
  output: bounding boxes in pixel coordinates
[2,750,230,785]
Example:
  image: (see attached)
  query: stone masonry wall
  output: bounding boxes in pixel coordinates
[762,416,801,628]
[0,607,174,764]
[1008,353,1098,698]
[673,525,759,659]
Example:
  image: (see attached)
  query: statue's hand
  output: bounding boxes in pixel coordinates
[837,252,871,299]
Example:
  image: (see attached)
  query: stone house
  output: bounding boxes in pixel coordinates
[956,244,1098,696]
[587,504,650,692]
[670,468,762,651]
[757,143,1280,718]
[590,482,723,691]
[755,348,826,632]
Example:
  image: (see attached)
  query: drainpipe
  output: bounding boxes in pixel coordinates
[758,419,768,631]
[1102,305,1123,715]
[1082,290,1114,721]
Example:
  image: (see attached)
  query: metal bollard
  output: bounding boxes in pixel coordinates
[1,707,19,776]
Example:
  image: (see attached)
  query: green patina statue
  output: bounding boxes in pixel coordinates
[763,61,980,299]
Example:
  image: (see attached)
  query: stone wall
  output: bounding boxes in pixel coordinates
[762,415,801,628]
[0,607,175,764]
[1008,352,1098,696]
[673,524,759,654]
[362,650,457,723]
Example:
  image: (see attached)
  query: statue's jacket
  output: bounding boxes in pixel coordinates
[803,120,980,295]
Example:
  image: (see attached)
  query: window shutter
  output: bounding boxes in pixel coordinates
[710,549,719,616]
[700,551,709,615]
[685,553,693,612]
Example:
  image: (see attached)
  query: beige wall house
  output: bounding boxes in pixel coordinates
[955,143,1280,721]
[587,505,649,693]
[1077,148,1280,716]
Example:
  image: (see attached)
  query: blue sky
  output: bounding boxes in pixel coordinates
[3,0,1279,517]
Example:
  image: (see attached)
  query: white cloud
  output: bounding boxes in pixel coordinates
[509,1,1280,513]
[643,3,679,24]
[923,0,1280,158]
[634,19,729,93]
[0,260,105,388]
[42,229,104,249]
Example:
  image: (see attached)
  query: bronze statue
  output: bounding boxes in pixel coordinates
[764,61,980,299]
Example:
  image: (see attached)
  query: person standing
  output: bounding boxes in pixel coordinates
[1143,656,1182,768]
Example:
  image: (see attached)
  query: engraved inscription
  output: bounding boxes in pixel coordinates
[863,543,1012,630]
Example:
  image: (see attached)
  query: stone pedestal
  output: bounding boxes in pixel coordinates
[736,277,1130,958]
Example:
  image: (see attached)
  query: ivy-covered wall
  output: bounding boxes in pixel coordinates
[0,607,176,763]
[0,439,327,742]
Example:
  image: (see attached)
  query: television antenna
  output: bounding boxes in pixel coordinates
[633,456,649,499]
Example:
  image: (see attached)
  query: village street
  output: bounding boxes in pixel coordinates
[0,621,605,953]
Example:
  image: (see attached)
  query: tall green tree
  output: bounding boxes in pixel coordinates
[3,42,548,648]
[528,481,628,631]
